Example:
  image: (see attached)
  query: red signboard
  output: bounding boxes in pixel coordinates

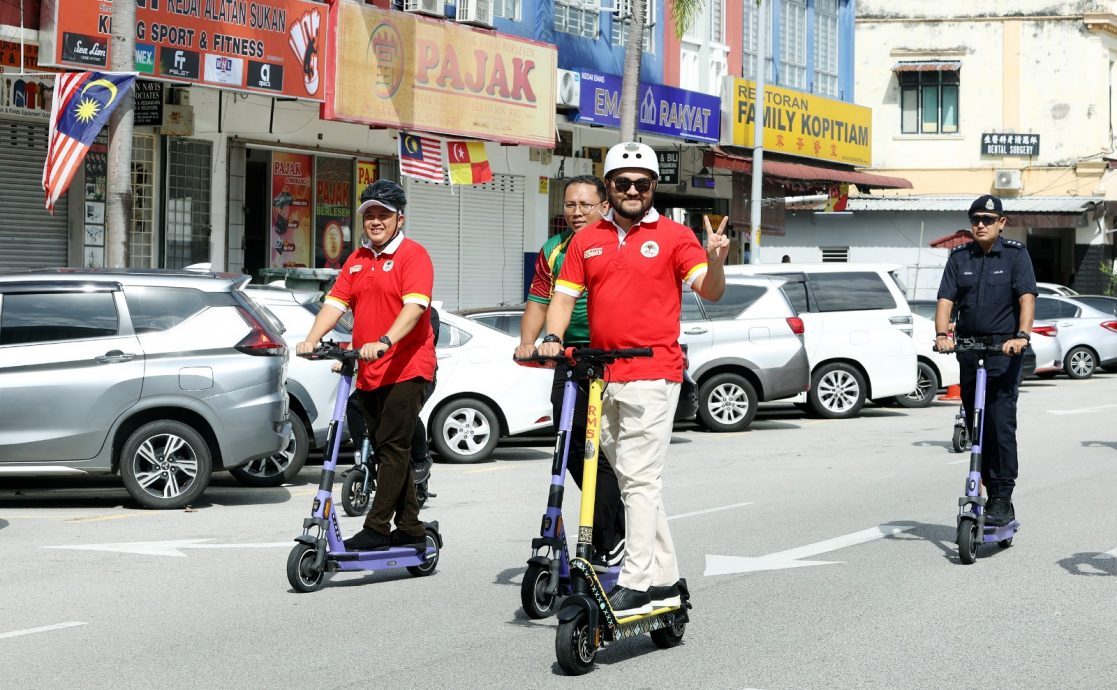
[38,0,325,101]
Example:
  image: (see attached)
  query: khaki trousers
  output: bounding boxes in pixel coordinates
[600,379,680,591]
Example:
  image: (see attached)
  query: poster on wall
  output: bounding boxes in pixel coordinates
[355,159,378,249]
[84,130,107,267]
[314,157,353,269]
[270,151,312,268]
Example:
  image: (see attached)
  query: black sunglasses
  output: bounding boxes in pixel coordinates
[969,214,1002,227]
[611,177,655,193]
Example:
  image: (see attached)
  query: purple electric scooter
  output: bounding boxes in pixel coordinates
[952,338,1021,564]
[287,342,442,592]
[516,352,620,619]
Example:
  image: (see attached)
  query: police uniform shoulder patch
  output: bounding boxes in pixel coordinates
[950,242,974,253]
[1003,239,1024,248]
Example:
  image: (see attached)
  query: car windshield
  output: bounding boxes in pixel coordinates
[305,302,353,334]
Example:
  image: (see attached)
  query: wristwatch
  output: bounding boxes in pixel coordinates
[378,335,393,348]
[542,334,563,345]
[1014,331,1030,342]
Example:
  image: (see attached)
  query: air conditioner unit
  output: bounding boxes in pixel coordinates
[456,0,494,27]
[556,69,581,110]
[993,169,1022,191]
[404,0,443,18]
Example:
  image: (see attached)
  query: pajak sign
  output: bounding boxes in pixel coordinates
[326,1,556,147]
[38,0,324,102]
[571,70,720,144]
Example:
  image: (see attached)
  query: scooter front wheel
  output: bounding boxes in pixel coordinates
[406,530,440,577]
[287,543,325,592]
[951,427,968,453]
[341,468,372,517]
[520,563,556,619]
[957,519,979,564]
[650,617,686,648]
[556,611,597,675]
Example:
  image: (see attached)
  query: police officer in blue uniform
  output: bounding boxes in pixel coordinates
[935,194,1037,527]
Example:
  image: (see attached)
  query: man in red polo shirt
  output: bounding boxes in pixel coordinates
[297,180,436,551]
[540,141,729,617]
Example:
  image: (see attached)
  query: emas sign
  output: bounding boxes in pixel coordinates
[327,2,556,148]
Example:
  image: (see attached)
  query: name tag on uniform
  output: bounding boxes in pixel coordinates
[583,248,603,259]
[993,270,1005,275]
[962,271,974,276]
[350,265,363,274]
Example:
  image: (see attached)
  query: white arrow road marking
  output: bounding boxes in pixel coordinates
[1092,548,1117,560]
[1048,403,1117,416]
[44,540,292,558]
[668,501,755,521]
[0,622,86,640]
[704,524,913,576]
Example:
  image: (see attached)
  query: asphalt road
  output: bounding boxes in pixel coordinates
[3,373,1117,688]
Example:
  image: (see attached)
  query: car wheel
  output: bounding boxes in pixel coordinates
[430,398,500,463]
[696,373,758,432]
[230,413,309,487]
[1065,346,1097,380]
[119,420,213,509]
[808,363,867,419]
[894,362,939,409]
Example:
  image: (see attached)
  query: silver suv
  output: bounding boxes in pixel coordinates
[0,269,290,508]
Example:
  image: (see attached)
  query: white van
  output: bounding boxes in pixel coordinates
[723,263,917,418]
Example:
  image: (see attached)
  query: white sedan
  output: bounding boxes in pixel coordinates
[422,311,554,463]
[888,313,961,408]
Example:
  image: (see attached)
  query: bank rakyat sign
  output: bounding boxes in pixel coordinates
[728,77,871,167]
[571,70,720,145]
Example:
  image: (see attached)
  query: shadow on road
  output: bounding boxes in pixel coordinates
[0,473,298,510]
[0,518,7,531]
[911,439,956,451]
[883,520,1015,564]
[1056,552,1117,577]
[1082,441,1117,451]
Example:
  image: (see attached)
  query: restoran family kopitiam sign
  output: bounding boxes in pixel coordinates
[326,1,556,147]
[38,0,325,101]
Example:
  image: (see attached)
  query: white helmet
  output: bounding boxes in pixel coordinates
[603,141,659,179]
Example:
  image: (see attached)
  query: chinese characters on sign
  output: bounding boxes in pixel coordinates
[981,133,1039,157]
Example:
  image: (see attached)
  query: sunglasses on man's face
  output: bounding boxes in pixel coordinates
[611,177,655,194]
[969,214,1002,227]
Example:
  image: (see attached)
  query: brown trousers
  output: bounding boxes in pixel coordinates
[357,378,429,537]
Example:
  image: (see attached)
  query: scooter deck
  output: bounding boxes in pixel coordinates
[981,520,1020,543]
[331,545,436,571]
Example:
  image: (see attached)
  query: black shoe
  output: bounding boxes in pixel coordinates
[985,496,1014,527]
[343,528,390,551]
[648,581,681,608]
[389,529,427,547]
[608,586,652,617]
[412,455,432,484]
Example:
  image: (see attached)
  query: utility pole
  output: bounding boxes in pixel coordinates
[106,0,136,268]
[749,0,766,264]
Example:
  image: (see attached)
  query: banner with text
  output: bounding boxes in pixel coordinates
[727,77,872,167]
[270,151,313,268]
[327,1,556,147]
[39,0,324,101]
[572,70,720,144]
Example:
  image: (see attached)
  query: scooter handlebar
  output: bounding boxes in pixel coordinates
[296,340,360,362]
[950,338,1013,356]
[514,346,654,368]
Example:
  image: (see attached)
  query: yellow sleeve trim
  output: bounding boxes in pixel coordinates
[324,296,349,312]
[683,263,708,286]
[554,279,584,298]
[403,293,431,307]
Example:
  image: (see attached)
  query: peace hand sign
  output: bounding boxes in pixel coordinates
[703,214,731,264]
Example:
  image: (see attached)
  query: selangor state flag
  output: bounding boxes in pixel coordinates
[447,140,493,185]
[43,71,137,212]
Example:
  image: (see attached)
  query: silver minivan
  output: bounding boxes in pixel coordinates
[0,269,290,508]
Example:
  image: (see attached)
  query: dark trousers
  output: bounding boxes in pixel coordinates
[348,391,431,465]
[356,378,429,537]
[958,350,1024,498]
[552,360,625,557]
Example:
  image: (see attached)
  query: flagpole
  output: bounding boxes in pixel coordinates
[106,0,136,268]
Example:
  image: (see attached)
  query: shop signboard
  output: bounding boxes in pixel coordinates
[315,156,353,269]
[133,79,164,127]
[270,151,313,268]
[327,1,557,147]
[0,40,56,122]
[656,150,679,184]
[727,77,872,167]
[39,0,325,101]
[571,70,720,144]
[981,133,1039,157]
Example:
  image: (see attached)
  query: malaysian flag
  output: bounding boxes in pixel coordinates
[43,71,136,212]
[399,133,444,183]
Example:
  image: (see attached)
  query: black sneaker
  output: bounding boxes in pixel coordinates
[412,455,433,484]
[985,496,1014,527]
[389,529,427,547]
[343,528,390,551]
[648,582,681,608]
[608,586,652,617]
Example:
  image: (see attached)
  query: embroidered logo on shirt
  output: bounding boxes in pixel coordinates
[350,265,363,274]
[993,270,1005,274]
[384,260,394,272]
[583,248,603,259]
[640,241,659,258]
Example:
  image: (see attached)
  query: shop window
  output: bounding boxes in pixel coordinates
[493,0,520,20]
[899,69,959,134]
[555,0,599,38]
[779,0,807,90]
[130,134,156,268]
[164,139,212,269]
[742,0,774,82]
[813,0,839,97]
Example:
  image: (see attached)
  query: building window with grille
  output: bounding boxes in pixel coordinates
[555,0,599,38]
[494,0,520,20]
[610,0,654,52]
[130,134,157,269]
[813,0,839,97]
[898,65,960,134]
[742,0,773,81]
[821,246,849,262]
[165,139,212,269]
[779,0,807,90]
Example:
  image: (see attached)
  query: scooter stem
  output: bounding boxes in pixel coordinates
[576,376,604,562]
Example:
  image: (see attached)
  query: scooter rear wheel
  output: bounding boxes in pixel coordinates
[406,530,440,577]
[287,543,325,592]
[556,612,597,676]
[520,563,556,619]
[341,468,372,517]
[650,617,686,648]
[951,427,968,453]
[957,519,979,564]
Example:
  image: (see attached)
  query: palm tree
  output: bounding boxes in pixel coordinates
[617,0,705,141]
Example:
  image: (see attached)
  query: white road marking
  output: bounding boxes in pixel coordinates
[1047,403,1117,416]
[668,501,755,521]
[0,622,86,640]
[44,540,291,558]
[704,524,913,576]
[1092,548,1117,560]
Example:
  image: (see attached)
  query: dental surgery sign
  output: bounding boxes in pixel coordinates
[728,77,872,167]
[38,0,324,101]
[572,70,720,144]
[327,2,556,147]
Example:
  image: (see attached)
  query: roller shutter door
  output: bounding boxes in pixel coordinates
[0,119,69,270]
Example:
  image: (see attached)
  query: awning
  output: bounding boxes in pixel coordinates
[929,230,972,249]
[847,195,1109,228]
[704,147,913,190]
[892,61,961,72]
